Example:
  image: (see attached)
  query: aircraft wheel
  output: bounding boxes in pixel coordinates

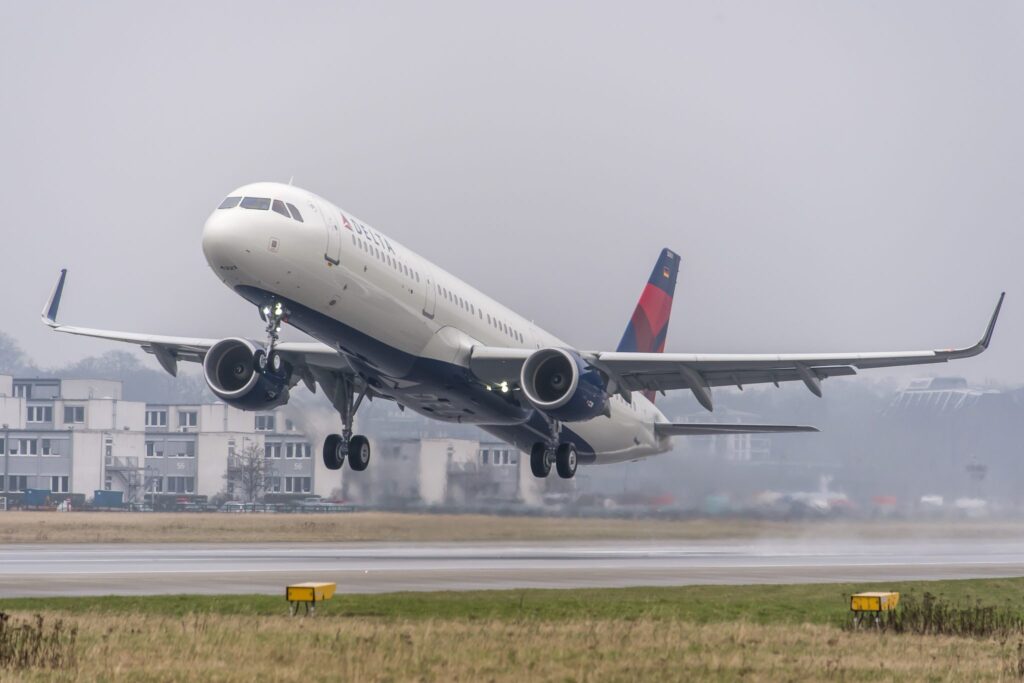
[268,350,283,373]
[253,349,268,371]
[530,442,551,478]
[323,434,345,470]
[555,442,577,479]
[348,435,371,471]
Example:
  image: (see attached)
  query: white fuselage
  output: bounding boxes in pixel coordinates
[202,182,671,464]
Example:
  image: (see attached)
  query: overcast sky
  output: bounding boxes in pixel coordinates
[1,1,1020,384]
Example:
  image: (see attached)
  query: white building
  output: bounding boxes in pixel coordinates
[0,375,318,508]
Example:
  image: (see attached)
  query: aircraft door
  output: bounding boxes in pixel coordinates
[422,274,436,319]
[321,204,342,265]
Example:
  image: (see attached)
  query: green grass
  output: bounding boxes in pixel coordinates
[5,577,1024,625]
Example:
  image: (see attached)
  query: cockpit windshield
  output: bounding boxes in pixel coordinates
[217,195,304,222]
[240,197,271,210]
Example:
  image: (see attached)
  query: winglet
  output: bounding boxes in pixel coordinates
[41,269,68,326]
[979,292,1005,350]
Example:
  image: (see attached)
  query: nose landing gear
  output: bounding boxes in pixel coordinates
[256,301,289,373]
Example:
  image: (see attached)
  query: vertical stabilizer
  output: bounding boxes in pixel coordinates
[616,249,680,401]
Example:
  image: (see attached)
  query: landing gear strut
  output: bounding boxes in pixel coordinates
[256,301,289,373]
[321,374,371,472]
[530,419,579,480]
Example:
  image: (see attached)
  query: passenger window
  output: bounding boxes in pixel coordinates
[218,196,241,209]
[271,199,290,218]
[286,203,304,222]
[240,197,271,210]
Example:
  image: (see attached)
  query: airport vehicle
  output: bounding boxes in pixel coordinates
[41,182,1004,479]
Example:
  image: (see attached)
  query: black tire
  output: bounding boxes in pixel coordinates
[348,435,371,471]
[323,434,344,470]
[253,349,267,372]
[530,442,551,478]
[555,442,577,479]
[268,351,283,373]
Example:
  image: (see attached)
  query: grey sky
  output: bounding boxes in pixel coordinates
[1,1,1020,383]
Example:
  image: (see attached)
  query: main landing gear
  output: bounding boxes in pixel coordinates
[323,433,370,471]
[530,441,577,479]
[321,374,371,472]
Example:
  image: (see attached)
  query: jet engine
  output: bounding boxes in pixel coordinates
[202,337,291,410]
[519,348,609,422]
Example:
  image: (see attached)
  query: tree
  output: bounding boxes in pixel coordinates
[0,332,39,376]
[226,443,270,507]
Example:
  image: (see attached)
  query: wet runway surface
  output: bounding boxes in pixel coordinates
[2,538,1023,597]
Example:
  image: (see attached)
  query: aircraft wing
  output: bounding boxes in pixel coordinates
[654,423,818,436]
[41,269,347,381]
[470,293,1004,411]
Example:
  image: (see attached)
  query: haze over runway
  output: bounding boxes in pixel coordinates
[3,537,1024,597]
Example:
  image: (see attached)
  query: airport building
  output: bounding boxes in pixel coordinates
[0,374,556,510]
[0,374,322,508]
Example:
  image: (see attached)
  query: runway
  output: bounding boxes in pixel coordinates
[2,537,1023,597]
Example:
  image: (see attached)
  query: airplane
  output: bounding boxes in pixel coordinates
[41,181,1005,479]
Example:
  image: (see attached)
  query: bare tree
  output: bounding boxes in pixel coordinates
[226,443,270,508]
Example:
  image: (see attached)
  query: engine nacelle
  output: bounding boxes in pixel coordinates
[520,347,609,422]
[203,337,290,410]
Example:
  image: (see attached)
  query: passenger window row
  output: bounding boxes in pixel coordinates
[352,234,421,284]
[218,196,304,222]
[437,284,524,344]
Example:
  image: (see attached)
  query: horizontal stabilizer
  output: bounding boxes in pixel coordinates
[655,423,819,437]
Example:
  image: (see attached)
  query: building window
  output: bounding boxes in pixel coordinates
[146,410,167,427]
[255,415,276,432]
[50,476,68,493]
[0,476,4,491]
[285,477,312,493]
[0,438,5,454]
[481,450,489,465]
[14,439,37,456]
[64,406,85,424]
[178,411,197,428]
[166,476,193,494]
[151,477,162,493]
[146,441,164,458]
[27,405,53,423]
[266,443,281,459]
[285,419,295,431]
[8,475,28,492]
[13,384,30,398]
[268,477,281,493]
[41,439,54,456]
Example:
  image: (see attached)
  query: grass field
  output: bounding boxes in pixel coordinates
[4,579,1024,681]
[2,510,1023,544]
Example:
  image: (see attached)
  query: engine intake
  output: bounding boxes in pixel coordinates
[520,348,608,422]
[203,337,290,410]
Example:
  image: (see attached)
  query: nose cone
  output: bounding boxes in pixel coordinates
[201,208,241,270]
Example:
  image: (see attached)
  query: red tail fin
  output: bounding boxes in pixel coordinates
[616,249,680,402]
